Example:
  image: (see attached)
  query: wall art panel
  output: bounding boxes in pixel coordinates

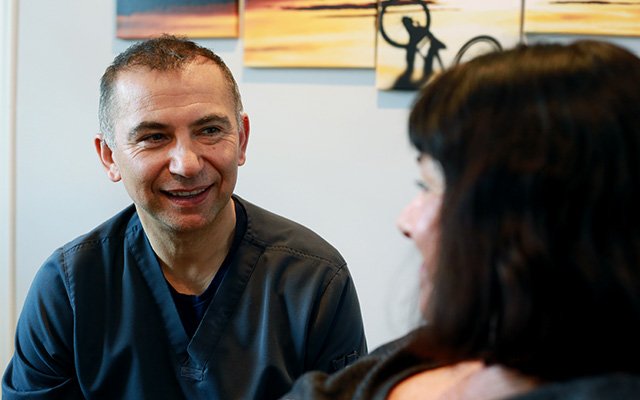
[376,0,522,91]
[524,0,640,36]
[117,0,239,39]
[244,0,377,68]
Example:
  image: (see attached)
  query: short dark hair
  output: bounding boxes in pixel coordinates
[99,34,243,146]
[410,40,640,380]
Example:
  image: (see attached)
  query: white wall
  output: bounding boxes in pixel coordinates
[7,0,640,373]
[1,0,18,374]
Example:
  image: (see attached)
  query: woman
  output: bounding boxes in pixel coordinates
[282,40,640,399]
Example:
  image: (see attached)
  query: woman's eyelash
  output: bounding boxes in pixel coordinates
[416,180,430,191]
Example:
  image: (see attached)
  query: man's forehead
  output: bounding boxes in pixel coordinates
[110,67,236,126]
[113,61,231,99]
[116,58,219,80]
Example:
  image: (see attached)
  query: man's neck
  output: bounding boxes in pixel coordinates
[141,200,237,295]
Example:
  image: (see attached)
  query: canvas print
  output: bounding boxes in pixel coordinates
[524,0,640,36]
[117,0,239,39]
[376,0,522,91]
[244,0,377,68]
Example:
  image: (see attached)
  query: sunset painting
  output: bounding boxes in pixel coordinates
[244,0,378,68]
[524,0,640,36]
[117,0,239,39]
[376,0,522,91]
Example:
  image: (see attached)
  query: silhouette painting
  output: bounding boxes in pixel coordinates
[376,0,521,91]
[117,0,239,39]
[244,0,377,68]
[525,0,640,36]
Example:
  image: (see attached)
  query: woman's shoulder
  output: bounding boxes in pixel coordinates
[282,328,440,400]
[387,355,546,400]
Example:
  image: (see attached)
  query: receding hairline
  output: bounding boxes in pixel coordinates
[111,57,238,99]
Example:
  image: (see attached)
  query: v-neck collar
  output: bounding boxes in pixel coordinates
[124,200,261,381]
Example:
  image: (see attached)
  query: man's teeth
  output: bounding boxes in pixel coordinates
[171,188,206,197]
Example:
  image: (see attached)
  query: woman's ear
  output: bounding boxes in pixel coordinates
[94,134,121,182]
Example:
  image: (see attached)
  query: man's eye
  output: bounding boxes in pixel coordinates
[201,126,221,135]
[140,133,166,143]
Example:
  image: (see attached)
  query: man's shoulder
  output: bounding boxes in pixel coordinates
[29,205,141,304]
[59,204,139,257]
[236,196,345,267]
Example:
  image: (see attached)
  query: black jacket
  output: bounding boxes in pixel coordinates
[283,329,640,399]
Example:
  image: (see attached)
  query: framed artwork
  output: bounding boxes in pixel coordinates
[244,0,377,68]
[524,0,640,36]
[376,0,522,91]
[117,0,239,39]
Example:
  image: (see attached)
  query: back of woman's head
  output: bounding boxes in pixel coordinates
[409,40,640,380]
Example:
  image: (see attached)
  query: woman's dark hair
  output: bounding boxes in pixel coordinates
[409,40,640,381]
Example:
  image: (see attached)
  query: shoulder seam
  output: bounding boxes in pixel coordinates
[59,248,76,312]
[244,234,345,268]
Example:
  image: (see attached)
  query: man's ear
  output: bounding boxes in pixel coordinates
[238,114,250,166]
[94,134,121,182]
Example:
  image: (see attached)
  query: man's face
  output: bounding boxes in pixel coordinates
[97,60,249,235]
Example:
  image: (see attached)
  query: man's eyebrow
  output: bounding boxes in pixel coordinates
[128,121,169,140]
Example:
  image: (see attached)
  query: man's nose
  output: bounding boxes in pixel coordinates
[168,140,203,178]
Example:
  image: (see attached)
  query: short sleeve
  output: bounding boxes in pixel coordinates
[305,264,367,373]
[2,250,83,399]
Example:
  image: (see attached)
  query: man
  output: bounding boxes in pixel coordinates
[2,35,366,399]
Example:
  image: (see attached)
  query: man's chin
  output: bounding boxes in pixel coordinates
[162,218,211,233]
[139,211,212,235]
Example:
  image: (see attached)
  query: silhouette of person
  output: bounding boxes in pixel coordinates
[417,31,446,87]
[379,2,446,90]
[398,16,428,87]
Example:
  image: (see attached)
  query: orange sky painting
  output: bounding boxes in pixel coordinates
[117,4,239,39]
[244,0,377,68]
[524,0,640,36]
[376,0,522,90]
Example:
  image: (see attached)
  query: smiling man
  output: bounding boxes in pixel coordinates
[2,35,366,400]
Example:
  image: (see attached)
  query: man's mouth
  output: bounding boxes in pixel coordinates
[163,185,211,199]
[169,188,207,197]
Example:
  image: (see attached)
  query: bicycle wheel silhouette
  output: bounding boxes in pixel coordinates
[452,35,502,65]
[379,0,430,49]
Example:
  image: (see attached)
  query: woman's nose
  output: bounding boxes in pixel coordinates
[397,197,420,239]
